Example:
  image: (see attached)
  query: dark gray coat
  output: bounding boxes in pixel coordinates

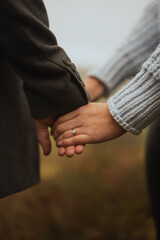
[0,0,89,198]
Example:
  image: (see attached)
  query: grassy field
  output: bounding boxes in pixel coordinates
[0,130,156,240]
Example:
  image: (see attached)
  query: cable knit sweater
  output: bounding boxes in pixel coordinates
[89,0,160,134]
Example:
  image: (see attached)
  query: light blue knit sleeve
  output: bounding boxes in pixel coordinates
[88,0,160,95]
[108,44,160,135]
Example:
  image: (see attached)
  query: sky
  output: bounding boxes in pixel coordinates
[45,0,152,68]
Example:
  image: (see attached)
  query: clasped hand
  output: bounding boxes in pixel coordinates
[53,102,126,157]
[35,103,126,158]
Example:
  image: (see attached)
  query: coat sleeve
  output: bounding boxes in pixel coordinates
[0,0,89,119]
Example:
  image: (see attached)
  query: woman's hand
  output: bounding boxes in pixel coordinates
[52,103,126,148]
[57,145,85,157]
[54,77,107,157]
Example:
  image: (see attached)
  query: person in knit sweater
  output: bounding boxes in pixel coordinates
[53,0,160,238]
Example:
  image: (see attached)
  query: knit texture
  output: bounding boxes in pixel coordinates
[108,67,160,134]
[89,0,160,94]
[108,43,160,134]
[89,0,160,134]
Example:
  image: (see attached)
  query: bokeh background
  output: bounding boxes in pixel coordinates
[0,0,157,239]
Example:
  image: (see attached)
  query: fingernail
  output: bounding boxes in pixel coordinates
[58,141,62,147]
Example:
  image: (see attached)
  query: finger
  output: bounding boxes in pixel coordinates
[58,145,85,157]
[53,119,82,140]
[56,128,81,143]
[58,135,90,147]
[65,146,76,158]
[58,147,66,156]
[51,110,80,134]
[38,128,51,156]
[75,145,85,154]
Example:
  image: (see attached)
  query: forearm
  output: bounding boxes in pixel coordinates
[88,0,160,94]
[0,0,89,118]
[108,44,160,135]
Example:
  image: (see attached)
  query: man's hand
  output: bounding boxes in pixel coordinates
[34,117,85,157]
[34,117,55,156]
[34,77,107,157]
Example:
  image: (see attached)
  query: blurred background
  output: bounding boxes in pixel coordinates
[0,0,157,239]
[46,0,151,67]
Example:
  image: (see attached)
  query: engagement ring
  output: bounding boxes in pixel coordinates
[72,129,77,136]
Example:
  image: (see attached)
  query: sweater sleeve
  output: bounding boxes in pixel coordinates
[88,0,160,95]
[108,44,160,135]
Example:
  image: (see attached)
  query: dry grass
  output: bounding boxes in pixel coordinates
[0,130,156,240]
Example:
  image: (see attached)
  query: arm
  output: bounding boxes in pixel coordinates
[53,51,160,156]
[51,1,160,156]
[0,0,89,119]
[0,0,89,155]
[86,0,160,99]
[108,43,160,135]
[53,43,160,149]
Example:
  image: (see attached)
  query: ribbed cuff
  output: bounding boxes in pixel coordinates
[142,44,160,80]
[108,68,160,135]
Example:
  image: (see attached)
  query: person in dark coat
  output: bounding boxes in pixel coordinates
[0,0,89,198]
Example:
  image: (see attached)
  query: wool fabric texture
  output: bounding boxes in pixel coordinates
[89,0,160,134]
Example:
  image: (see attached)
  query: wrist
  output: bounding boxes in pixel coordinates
[84,77,106,101]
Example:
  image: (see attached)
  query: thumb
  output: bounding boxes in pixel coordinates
[37,127,51,156]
